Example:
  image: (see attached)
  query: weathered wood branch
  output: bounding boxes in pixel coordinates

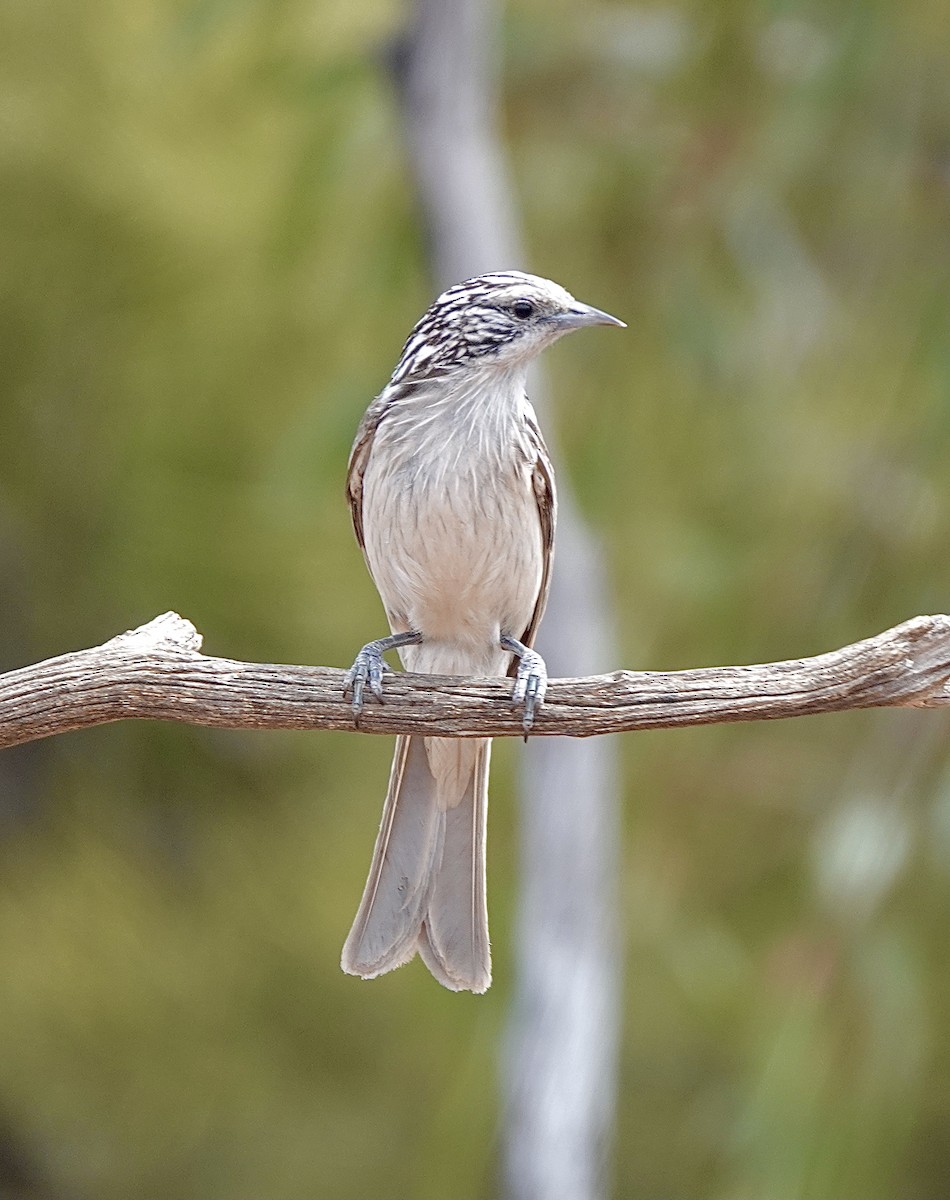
[1,611,949,750]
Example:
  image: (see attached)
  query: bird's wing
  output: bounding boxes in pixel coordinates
[517,411,558,653]
[345,391,391,555]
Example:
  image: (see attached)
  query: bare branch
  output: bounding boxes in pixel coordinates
[1,612,948,750]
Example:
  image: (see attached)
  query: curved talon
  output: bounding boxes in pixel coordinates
[520,670,545,731]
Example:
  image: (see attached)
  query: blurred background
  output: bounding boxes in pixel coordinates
[2,0,950,1196]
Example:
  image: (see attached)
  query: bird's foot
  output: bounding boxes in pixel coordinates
[343,631,422,715]
[501,634,548,733]
[343,643,390,714]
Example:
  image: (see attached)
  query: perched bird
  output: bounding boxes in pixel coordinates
[342,271,624,993]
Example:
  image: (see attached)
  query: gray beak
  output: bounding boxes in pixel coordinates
[554,303,626,331]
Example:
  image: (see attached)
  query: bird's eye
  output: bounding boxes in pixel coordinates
[511,299,535,319]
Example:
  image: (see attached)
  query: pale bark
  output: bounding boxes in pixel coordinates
[2,611,948,750]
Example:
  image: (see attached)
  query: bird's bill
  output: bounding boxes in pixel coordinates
[554,303,626,331]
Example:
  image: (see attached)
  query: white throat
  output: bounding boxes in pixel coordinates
[382,362,532,483]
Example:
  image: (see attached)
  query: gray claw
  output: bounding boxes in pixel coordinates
[510,647,548,733]
[343,631,422,717]
[343,645,391,715]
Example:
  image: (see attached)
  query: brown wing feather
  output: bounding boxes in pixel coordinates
[514,412,557,659]
[345,391,393,556]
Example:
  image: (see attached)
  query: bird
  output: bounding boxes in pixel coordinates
[341,270,624,993]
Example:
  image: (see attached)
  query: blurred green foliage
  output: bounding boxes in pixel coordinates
[1,0,950,1196]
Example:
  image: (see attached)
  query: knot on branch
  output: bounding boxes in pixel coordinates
[104,612,203,656]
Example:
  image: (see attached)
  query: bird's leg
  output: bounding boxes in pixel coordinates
[344,630,422,715]
[500,633,548,733]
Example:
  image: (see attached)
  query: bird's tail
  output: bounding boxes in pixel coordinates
[341,735,491,993]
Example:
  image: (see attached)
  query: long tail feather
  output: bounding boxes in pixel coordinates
[341,736,444,978]
[418,740,491,992]
[342,736,491,992]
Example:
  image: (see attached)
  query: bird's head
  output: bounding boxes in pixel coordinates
[390,271,625,385]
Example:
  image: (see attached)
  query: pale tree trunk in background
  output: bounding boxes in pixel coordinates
[388,3,622,1198]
